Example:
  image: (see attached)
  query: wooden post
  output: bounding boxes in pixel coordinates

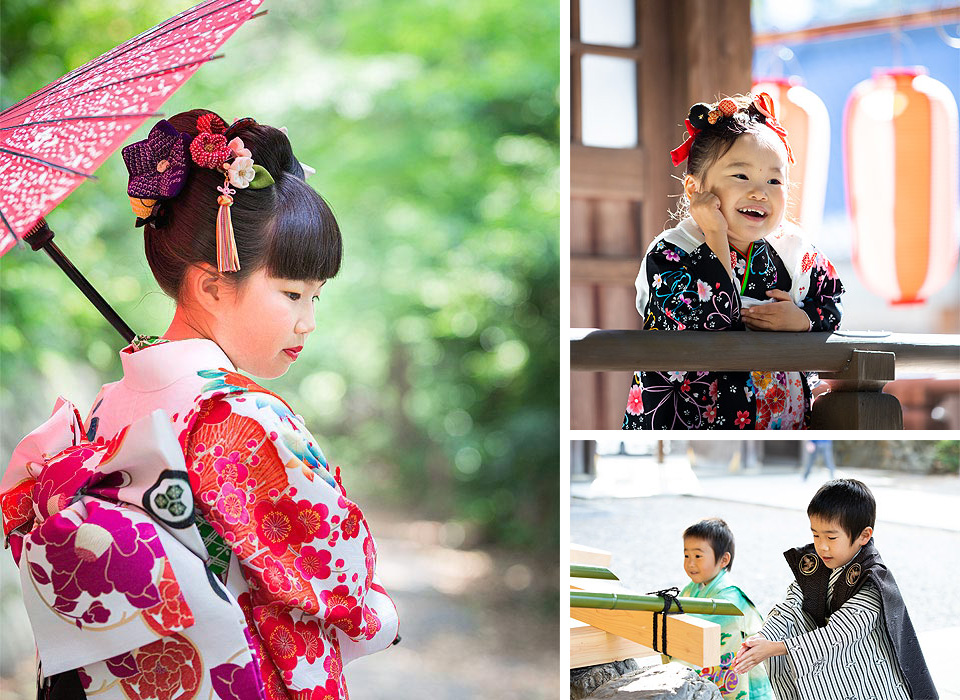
[812,350,903,429]
[570,618,660,668]
[571,544,613,568]
[570,606,721,668]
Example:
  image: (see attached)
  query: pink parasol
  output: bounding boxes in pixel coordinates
[0,0,266,340]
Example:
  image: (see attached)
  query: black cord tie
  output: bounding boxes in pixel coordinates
[647,587,684,656]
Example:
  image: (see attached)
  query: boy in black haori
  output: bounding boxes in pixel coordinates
[732,479,937,700]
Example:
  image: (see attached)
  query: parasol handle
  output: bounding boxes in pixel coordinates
[25,219,135,344]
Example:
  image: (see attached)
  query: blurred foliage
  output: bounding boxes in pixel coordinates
[0,0,559,556]
[933,441,959,474]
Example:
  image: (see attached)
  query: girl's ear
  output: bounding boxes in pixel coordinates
[683,174,700,198]
[185,263,225,314]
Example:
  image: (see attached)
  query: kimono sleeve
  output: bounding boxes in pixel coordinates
[184,392,399,680]
[758,581,812,643]
[798,247,843,331]
[779,584,882,678]
[641,240,741,331]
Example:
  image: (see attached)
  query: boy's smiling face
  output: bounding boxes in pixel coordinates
[683,536,730,584]
[810,515,873,569]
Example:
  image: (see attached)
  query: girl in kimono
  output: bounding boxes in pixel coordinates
[623,93,843,430]
[678,519,774,700]
[1,110,398,699]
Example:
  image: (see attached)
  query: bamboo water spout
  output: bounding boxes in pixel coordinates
[570,564,619,580]
[571,591,743,616]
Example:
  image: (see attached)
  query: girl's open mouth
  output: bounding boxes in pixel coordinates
[284,346,303,360]
[737,207,768,221]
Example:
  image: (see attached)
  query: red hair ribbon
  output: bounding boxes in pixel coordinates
[670,119,701,167]
[753,92,795,165]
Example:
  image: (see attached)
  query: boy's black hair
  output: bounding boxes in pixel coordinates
[683,518,735,571]
[807,479,876,543]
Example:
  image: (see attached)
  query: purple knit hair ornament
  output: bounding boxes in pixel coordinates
[122,120,193,199]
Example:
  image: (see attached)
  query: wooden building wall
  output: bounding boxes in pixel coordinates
[570,0,753,429]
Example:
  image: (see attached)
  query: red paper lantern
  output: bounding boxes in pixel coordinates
[753,77,830,236]
[844,67,959,305]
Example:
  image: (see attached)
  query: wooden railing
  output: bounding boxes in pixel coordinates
[571,329,960,429]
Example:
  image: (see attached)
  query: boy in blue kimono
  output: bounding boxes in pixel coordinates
[677,518,774,700]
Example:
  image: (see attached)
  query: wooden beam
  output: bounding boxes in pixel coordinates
[571,145,645,199]
[570,606,720,668]
[570,329,960,374]
[571,254,640,286]
[570,618,659,668]
[571,543,612,568]
[571,41,642,59]
[754,8,960,47]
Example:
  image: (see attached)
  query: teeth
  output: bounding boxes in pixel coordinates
[738,208,765,216]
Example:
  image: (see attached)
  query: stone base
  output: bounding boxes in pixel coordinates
[575,662,721,700]
[571,659,641,700]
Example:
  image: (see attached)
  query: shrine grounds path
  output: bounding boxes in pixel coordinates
[571,459,960,699]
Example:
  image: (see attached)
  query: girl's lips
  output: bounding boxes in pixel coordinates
[283,346,303,360]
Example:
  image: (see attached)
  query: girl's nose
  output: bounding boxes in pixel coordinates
[295,311,316,336]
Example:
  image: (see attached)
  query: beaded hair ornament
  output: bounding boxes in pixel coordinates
[670,92,795,168]
[122,113,275,273]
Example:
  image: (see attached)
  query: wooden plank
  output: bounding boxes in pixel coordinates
[570,606,720,668]
[570,330,960,374]
[570,618,659,668]
[571,255,641,286]
[755,8,960,46]
[595,199,642,429]
[571,543,612,568]
[571,145,645,199]
[571,41,643,59]
[570,198,599,429]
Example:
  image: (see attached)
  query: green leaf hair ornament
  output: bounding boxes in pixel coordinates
[247,164,275,190]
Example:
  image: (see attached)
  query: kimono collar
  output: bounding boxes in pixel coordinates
[119,337,236,391]
[699,568,731,596]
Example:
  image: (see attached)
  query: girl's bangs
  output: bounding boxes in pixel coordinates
[264,179,343,282]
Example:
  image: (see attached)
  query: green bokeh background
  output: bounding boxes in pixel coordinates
[0,0,559,559]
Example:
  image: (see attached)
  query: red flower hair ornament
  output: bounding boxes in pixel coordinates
[122,112,276,273]
[670,92,795,168]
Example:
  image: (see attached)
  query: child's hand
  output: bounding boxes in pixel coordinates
[732,634,786,674]
[689,189,728,240]
[688,187,733,278]
[740,290,812,331]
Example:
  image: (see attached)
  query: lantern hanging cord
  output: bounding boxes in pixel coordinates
[647,587,684,656]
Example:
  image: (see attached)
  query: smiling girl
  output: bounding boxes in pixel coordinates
[623,93,844,430]
[2,110,397,699]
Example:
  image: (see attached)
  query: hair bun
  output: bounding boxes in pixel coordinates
[688,103,712,130]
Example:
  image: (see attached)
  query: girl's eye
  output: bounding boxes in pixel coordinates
[733,174,748,179]
[769,179,782,185]
[285,292,301,301]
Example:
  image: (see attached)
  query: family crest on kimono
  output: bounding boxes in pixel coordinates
[732,479,938,700]
[624,92,843,431]
[1,110,398,700]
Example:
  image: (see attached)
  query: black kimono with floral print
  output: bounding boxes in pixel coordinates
[623,237,843,430]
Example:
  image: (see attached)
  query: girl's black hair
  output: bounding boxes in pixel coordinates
[684,517,735,571]
[144,109,342,300]
[807,479,876,544]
